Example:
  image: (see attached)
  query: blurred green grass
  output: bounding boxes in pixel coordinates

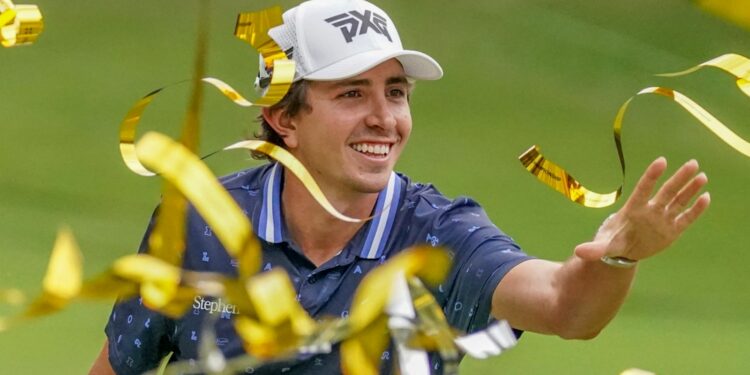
[1,0,749,373]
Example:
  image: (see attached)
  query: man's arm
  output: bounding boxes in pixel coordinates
[89,341,116,375]
[492,157,710,339]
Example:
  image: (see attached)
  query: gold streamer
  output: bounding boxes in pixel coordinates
[519,145,620,208]
[146,4,208,269]
[224,140,362,223]
[135,132,262,279]
[118,5,295,177]
[234,269,317,359]
[0,228,81,331]
[406,277,460,373]
[342,246,451,375]
[696,0,750,31]
[659,53,750,99]
[0,0,42,47]
[118,70,295,177]
[234,6,287,69]
[520,54,750,207]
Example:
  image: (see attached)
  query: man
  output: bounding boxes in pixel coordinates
[90,0,710,373]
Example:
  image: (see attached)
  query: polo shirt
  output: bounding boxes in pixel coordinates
[106,162,532,374]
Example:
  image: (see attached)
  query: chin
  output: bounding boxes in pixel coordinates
[350,172,391,194]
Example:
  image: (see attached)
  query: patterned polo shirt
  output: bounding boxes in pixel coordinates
[106,162,532,374]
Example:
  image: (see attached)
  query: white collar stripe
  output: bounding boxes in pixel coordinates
[361,172,400,259]
[270,164,283,242]
[373,176,401,259]
[259,163,282,243]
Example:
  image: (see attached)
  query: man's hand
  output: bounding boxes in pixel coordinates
[575,157,711,262]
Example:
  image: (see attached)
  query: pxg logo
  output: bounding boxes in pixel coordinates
[325,10,391,43]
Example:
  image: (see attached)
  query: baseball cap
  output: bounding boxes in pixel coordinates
[264,0,443,83]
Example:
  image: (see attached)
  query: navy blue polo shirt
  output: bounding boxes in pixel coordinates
[106,162,532,374]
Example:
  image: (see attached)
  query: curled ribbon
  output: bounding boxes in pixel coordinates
[225,140,362,223]
[119,5,295,178]
[341,246,451,375]
[144,1,209,276]
[0,0,42,47]
[520,53,750,207]
[136,132,263,279]
[118,66,295,178]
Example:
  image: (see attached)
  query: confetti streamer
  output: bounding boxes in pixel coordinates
[144,4,209,268]
[341,246,451,375]
[136,132,262,279]
[0,0,42,47]
[696,0,750,30]
[0,228,81,331]
[118,6,295,178]
[520,54,750,207]
[224,140,362,223]
[658,53,750,101]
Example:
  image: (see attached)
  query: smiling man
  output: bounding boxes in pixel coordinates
[90,0,710,374]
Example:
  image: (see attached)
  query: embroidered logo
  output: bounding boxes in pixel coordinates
[193,296,240,315]
[325,10,392,43]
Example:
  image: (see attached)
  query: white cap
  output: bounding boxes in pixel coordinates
[265,0,443,82]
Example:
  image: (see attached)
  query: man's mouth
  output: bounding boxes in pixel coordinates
[350,142,391,156]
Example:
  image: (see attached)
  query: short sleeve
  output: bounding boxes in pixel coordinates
[426,196,533,334]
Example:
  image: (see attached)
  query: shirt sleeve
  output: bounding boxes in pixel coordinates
[104,209,176,374]
[427,196,533,334]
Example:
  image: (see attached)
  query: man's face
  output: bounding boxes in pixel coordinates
[287,59,412,196]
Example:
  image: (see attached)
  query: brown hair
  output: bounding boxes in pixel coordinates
[251,79,311,160]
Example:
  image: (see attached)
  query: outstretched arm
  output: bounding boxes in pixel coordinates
[492,157,710,339]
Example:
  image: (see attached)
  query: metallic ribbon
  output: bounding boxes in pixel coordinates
[136,132,262,279]
[520,53,750,207]
[234,6,287,71]
[0,0,42,47]
[118,66,295,177]
[341,246,451,375]
[233,269,317,359]
[224,140,362,223]
[118,5,295,178]
[0,228,81,331]
[696,0,750,30]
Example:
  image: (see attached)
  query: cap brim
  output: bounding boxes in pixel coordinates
[300,49,443,81]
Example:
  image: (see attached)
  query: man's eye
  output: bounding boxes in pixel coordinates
[340,90,361,98]
[388,88,406,97]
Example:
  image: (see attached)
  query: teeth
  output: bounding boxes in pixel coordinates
[352,143,390,155]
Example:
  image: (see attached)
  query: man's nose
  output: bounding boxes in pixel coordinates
[364,96,397,129]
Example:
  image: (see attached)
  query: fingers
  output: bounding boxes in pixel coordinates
[650,159,700,209]
[624,157,667,209]
[675,191,711,231]
[666,171,708,216]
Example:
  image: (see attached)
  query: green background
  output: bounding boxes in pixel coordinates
[1,0,748,373]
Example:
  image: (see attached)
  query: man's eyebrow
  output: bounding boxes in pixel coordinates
[332,75,410,87]
[386,76,409,85]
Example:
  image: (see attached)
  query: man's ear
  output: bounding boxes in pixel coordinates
[261,107,298,149]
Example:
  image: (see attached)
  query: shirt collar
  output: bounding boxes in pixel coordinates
[256,163,402,260]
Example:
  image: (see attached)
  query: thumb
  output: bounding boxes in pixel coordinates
[574,241,607,261]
